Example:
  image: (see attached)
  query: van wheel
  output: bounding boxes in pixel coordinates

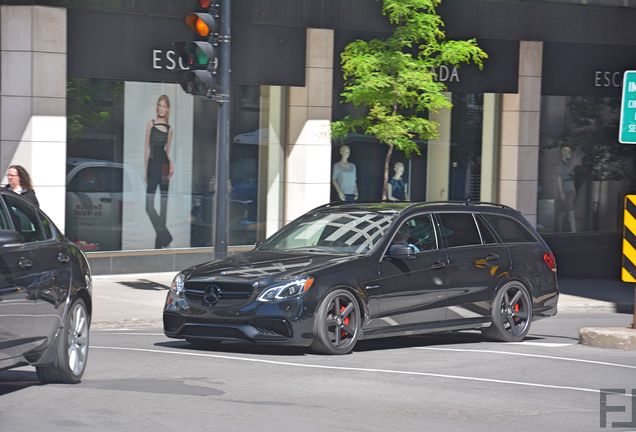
[483,282,532,343]
[311,289,360,355]
[36,299,90,384]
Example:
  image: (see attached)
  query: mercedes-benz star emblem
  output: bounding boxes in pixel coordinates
[203,284,222,306]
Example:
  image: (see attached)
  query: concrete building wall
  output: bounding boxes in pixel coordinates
[0,5,67,230]
[284,28,334,224]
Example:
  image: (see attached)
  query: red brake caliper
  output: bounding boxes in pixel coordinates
[340,305,349,339]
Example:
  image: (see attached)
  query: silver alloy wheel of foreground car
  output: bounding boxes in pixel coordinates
[36,298,90,384]
[483,281,532,343]
[311,289,361,355]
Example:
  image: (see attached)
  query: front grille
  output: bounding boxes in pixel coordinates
[185,280,254,308]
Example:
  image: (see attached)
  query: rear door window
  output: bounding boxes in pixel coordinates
[475,215,498,244]
[437,213,481,248]
[482,214,537,243]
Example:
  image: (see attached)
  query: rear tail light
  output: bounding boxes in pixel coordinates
[543,252,557,273]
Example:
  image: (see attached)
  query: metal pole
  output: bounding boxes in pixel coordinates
[213,0,231,259]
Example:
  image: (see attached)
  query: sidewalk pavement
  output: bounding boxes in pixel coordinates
[91,273,635,329]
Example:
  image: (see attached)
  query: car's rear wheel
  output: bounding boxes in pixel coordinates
[483,282,532,342]
[311,289,360,355]
[36,298,90,384]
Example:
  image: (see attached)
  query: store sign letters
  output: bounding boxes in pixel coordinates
[431,66,460,83]
[595,71,623,88]
[152,49,188,71]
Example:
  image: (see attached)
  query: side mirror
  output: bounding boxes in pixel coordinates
[254,240,264,250]
[388,244,415,258]
[0,230,24,247]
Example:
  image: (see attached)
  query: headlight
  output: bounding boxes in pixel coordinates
[257,277,314,302]
[170,273,186,298]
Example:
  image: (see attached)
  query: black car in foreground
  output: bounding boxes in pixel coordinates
[164,201,558,354]
[0,190,91,382]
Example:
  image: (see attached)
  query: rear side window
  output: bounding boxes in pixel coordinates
[438,213,481,248]
[482,214,537,243]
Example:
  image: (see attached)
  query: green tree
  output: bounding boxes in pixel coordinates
[331,0,487,199]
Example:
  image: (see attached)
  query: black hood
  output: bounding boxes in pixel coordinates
[186,250,363,283]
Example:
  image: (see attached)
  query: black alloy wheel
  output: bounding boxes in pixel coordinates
[483,282,532,343]
[311,289,361,355]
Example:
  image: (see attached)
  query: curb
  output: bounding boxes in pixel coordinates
[579,327,636,351]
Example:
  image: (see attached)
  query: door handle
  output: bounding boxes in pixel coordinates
[18,257,33,269]
[430,261,447,270]
[486,253,500,261]
[100,197,112,203]
[57,253,70,264]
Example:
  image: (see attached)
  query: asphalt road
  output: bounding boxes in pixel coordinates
[1,312,635,432]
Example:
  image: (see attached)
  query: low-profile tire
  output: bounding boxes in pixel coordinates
[311,289,361,355]
[36,298,90,384]
[186,338,222,349]
[483,281,533,343]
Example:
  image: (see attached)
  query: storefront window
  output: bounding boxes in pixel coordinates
[538,96,636,234]
[331,93,500,204]
[66,78,284,251]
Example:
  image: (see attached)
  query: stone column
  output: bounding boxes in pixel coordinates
[499,41,542,226]
[284,28,334,224]
[1,6,67,229]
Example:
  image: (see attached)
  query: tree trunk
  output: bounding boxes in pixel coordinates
[382,143,394,200]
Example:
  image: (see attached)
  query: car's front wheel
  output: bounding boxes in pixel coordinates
[483,282,532,342]
[36,298,90,384]
[311,289,361,355]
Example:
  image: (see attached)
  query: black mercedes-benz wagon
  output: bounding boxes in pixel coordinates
[164,201,558,354]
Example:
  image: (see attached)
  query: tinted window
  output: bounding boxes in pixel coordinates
[67,166,123,193]
[392,214,437,252]
[438,213,481,248]
[476,215,498,244]
[38,210,56,240]
[482,214,537,243]
[4,195,45,242]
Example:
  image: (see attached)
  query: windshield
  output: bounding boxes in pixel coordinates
[260,210,396,254]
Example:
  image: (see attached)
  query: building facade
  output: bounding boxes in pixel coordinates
[1,0,635,276]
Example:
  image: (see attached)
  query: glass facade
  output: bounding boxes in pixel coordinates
[331,93,500,204]
[65,78,285,252]
[538,96,636,234]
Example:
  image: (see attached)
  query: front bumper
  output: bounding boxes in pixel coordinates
[163,291,316,347]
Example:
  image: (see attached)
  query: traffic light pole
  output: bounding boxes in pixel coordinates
[213,0,231,259]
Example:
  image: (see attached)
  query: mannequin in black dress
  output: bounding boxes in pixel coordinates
[144,95,174,248]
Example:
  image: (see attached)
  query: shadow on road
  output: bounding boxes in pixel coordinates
[117,279,169,291]
[0,369,42,395]
[153,330,557,356]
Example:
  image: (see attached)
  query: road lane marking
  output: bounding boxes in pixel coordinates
[508,342,573,347]
[415,347,636,369]
[92,345,632,398]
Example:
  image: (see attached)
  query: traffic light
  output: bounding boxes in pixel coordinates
[176,0,219,98]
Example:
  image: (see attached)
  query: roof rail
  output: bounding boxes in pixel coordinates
[408,200,514,210]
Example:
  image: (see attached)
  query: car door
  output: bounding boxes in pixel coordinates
[3,194,68,347]
[376,213,449,330]
[0,195,39,360]
[438,212,511,324]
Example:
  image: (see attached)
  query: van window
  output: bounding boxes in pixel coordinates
[482,214,537,243]
[438,213,481,248]
[68,166,123,194]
